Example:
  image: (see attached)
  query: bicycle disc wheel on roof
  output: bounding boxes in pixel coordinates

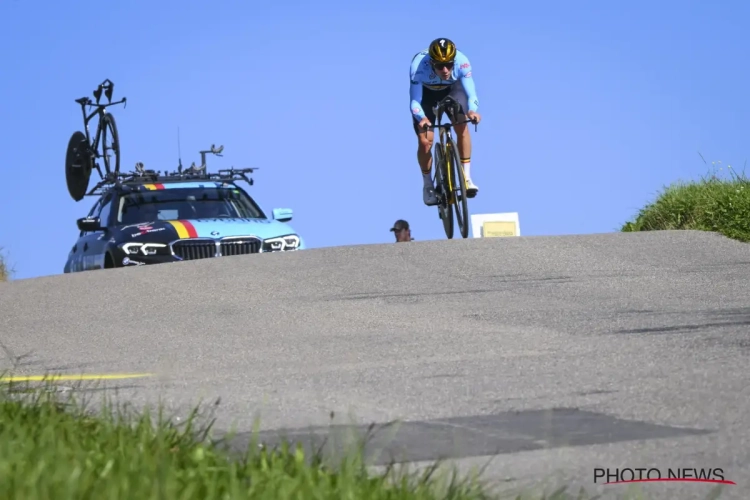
[65,130,92,202]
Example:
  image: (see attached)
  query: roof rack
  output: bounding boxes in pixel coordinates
[84,143,257,197]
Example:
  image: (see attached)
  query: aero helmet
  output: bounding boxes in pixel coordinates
[428,38,457,63]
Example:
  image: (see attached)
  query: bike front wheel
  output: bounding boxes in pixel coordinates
[446,139,470,238]
[433,143,453,239]
[99,112,121,177]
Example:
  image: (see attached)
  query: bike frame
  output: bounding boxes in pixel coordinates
[65,79,128,202]
[419,94,478,238]
[76,79,126,157]
[423,96,477,205]
[77,99,126,157]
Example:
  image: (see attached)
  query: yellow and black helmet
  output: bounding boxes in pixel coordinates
[428,38,457,63]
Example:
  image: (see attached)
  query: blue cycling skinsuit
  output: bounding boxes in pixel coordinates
[409,47,480,202]
[409,49,479,134]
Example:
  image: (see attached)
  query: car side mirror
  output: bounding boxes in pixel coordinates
[77,216,102,231]
[272,208,293,222]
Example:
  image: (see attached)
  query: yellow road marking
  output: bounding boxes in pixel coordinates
[0,373,154,382]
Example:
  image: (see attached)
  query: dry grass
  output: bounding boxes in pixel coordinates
[0,246,10,282]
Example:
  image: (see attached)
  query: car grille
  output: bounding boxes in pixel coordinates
[172,240,217,260]
[220,238,261,256]
[171,237,261,261]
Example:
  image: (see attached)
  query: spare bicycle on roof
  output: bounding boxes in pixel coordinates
[65,79,127,202]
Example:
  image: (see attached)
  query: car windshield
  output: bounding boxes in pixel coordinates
[115,186,265,226]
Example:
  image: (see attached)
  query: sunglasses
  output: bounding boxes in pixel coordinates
[432,62,454,70]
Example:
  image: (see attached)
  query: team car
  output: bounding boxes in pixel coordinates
[62,142,305,273]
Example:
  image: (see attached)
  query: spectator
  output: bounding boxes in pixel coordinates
[390,219,413,242]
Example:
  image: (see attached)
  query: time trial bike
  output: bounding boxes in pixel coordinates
[422,95,478,239]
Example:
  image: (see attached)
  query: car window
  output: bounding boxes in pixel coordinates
[87,198,102,217]
[116,186,266,226]
[80,198,103,236]
[98,196,113,227]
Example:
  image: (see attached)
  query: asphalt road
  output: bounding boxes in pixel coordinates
[1,230,749,499]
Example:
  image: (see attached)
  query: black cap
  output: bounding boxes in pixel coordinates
[390,219,409,232]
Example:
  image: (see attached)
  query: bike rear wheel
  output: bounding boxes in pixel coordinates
[99,112,121,177]
[433,142,453,239]
[65,131,93,202]
[446,138,470,238]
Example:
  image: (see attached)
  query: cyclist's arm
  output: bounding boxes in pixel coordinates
[456,53,479,113]
[409,52,428,121]
[410,78,426,121]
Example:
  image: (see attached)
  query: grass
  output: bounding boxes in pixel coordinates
[0,376,602,500]
[0,246,10,282]
[0,376,731,500]
[0,379,479,499]
[621,156,750,241]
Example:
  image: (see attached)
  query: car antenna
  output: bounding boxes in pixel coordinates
[177,126,183,174]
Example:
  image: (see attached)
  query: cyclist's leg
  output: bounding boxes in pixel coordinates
[413,115,434,182]
[413,87,448,206]
[447,83,478,197]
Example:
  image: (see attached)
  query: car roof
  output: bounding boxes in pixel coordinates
[121,181,240,191]
[83,164,258,201]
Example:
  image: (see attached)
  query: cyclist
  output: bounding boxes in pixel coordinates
[410,38,481,206]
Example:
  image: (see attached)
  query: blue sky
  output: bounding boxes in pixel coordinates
[0,0,747,280]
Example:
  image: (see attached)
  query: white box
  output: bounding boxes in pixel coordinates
[471,213,521,238]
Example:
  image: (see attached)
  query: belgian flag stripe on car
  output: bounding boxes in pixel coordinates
[143,183,166,190]
[167,220,198,239]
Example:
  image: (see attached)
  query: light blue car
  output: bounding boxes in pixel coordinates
[63,166,305,272]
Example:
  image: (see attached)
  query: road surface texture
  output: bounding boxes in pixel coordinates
[1,230,748,499]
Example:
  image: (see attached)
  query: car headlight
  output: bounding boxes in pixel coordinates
[119,242,168,256]
[263,234,300,252]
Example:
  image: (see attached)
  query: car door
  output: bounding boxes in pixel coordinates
[80,193,114,270]
[66,197,102,272]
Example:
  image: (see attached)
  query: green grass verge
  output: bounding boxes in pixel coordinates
[0,371,737,500]
[0,377,730,499]
[621,157,750,241]
[1,377,602,500]
[0,381,480,499]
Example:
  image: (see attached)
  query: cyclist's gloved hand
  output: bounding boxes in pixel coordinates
[418,117,431,131]
[466,111,481,124]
